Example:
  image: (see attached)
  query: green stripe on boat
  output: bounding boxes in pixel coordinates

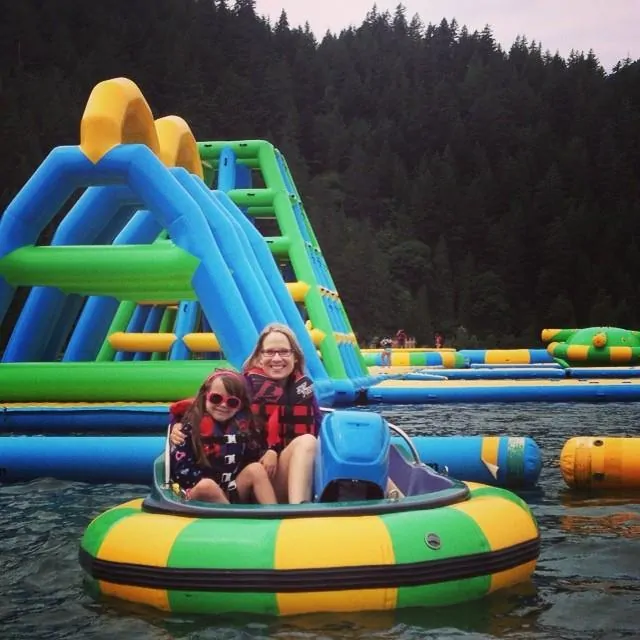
[382,505,490,608]
[167,517,280,614]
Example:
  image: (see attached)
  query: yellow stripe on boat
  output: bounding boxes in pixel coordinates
[274,515,396,615]
[97,512,193,609]
[450,496,538,592]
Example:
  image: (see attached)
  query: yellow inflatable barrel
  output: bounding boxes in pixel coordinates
[560,437,640,489]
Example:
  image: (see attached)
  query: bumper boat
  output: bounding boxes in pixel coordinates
[79,411,540,616]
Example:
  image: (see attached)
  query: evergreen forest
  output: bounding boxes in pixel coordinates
[2,0,640,349]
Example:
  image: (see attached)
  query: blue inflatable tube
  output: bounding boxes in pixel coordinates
[404,368,567,381]
[0,433,541,488]
[470,363,562,369]
[367,380,640,403]
[567,367,640,378]
[401,373,449,381]
[114,304,150,362]
[0,405,169,433]
[63,211,163,362]
[169,301,199,360]
[0,436,163,484]
[176,170,279,331]
[457,349,554,365]
[133,305,165,361]
[392,435,542,488]
[3,182,138,362]
[0,148,113,340]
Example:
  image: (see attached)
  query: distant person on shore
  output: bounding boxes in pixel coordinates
[434,332,444,349]
[380,336,393,366]
[395,329,407,349]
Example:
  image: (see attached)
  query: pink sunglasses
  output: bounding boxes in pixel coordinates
[207,392,241,409]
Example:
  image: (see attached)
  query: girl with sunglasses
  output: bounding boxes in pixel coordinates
[169,369,277,505]
[170,324,322,504]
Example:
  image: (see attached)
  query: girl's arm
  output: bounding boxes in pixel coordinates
[243,423,268,465]
[170,426,202,483]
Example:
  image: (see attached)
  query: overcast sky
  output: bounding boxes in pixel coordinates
[254,0,639,72]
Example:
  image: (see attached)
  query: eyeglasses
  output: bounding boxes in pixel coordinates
[261,349,293,358]
[207,392,241,409]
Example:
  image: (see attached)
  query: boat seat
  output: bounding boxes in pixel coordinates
[314,410,390,502]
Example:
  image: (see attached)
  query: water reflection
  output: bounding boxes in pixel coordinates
[93,580,541,639]
[560,510,640,539]
[559,489,640,508]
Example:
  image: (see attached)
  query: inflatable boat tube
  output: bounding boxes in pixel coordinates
[80,411,540,616]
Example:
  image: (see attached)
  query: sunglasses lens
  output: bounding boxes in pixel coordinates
[209,393,224,405]
[227,397,241,409]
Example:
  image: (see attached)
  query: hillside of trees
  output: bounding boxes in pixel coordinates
[2,0,640,349]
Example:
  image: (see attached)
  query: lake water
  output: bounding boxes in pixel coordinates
[2,402,639,639]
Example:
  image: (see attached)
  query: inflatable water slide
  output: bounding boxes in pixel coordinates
[0,78,378,424]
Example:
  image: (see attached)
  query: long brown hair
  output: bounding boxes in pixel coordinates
[242,323,306,376]
[183,369,256,467]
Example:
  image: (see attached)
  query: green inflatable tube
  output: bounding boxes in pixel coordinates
[0,361,231,402]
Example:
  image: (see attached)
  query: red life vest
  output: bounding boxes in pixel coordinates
[245,367,317,450]
[170,401,262,486]
[169,400,259,455]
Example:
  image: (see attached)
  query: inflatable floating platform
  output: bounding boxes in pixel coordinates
[367,375,640,403]
[79,411,540,616]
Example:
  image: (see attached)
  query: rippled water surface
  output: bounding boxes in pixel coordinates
[2,403,640,639]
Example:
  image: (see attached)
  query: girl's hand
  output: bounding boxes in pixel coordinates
[260,449,278,478]
[169,422,186,446]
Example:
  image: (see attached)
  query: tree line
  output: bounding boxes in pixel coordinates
[1,0,639,350]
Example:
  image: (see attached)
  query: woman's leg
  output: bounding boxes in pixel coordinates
[189,478,229,503]
[386,478,404,499]
[275,434,317,504]
[235,462,277,504]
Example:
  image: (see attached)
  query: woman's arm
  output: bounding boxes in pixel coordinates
[311,394,323,435]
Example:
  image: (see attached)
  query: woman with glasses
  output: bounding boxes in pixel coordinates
[242,323,322,504]
[169,369,277,505]
[170,323,321,504]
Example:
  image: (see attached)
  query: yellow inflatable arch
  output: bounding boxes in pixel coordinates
[79,77,203,178]
[155,116,203,179]
[80,77,160,163]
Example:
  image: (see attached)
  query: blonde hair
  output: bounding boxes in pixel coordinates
[242,323,306,375]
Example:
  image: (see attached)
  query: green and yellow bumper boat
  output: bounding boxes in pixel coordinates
[80,411,540,616]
